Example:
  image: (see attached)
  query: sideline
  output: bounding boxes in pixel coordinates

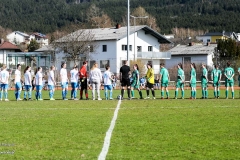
[98,100,122,160]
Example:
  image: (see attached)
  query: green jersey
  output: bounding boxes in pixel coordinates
[177,68,184,82]
[132,70,139,82]
[160,67,169,83]
[201,68,208,83]
[211,69,222,82]
[224,67,234,82]
[190,68,196,83]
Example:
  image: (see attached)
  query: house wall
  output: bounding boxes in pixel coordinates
[7,32,27,45]
[165,54,213,69]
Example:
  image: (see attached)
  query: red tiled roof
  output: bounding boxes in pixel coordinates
[0,42,22,51]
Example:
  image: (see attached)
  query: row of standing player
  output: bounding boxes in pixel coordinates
[119,61,240,100]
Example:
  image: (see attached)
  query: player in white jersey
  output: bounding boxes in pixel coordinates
[48,66,56,100]
[60,62,69,100]
[23,66,32,101]
[0,64,9,101]
[35,67,43,100]
[70,65,79,100]
[15,64,22,101]
[103,65,113,100]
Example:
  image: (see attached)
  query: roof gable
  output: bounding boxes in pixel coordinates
[0,42,22,52]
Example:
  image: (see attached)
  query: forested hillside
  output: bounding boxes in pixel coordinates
[0,0,240,34]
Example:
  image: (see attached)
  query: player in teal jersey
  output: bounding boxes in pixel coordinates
[201,63,209,99]
[130,64,143,99]
[160,63,170,99]
[224,61,235,99]
[190,63,197,99]
[211,64,222,99]
[174,63,185,99]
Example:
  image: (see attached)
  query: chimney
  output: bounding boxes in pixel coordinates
[116,23,121,29]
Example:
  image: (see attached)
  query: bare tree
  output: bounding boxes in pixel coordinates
[0,26,12,40]
[130,59,147,76]
[52,25,97,65]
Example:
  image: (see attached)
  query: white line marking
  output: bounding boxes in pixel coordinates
[98,100,122,160]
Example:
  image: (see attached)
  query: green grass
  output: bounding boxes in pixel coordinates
[0,90,240,159]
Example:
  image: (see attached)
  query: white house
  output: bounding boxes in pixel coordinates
[165,43,217,69]
[55,25,172,75]
[6,31,30,45]
[30,32,49,46]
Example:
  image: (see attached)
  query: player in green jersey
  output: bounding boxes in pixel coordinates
[160,63,170,99]
[130,64,143,99]
[174,63,185,99]
[201,63,209,99]
[190,63,197,99]
[145,63,155,99]
[211,64,222,99]
[224,61,235,99]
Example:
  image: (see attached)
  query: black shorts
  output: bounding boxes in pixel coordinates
[121,78,130,87]
[146,82,154,89]
[80,78,88,90]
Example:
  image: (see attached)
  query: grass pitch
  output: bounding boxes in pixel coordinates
[0,89,240,159]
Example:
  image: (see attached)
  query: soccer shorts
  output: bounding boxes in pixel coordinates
[71,82,78,89]
[61,82,68,89]
[190,83,196,88]
[48,85,55,91]
[1,84,8,90]
[201,82,208,88]
[36,85,43,91]
[121,78,130,87]
[104,85,112,91]
[15,82,22,90]
[80,78,88,90]
[176,81,184,88]
[146,82,154,89]
[131,81,140,89]
[161,81,169,87]
[25,85,32,91]
[213,81,220,87]
[225,81,234,87]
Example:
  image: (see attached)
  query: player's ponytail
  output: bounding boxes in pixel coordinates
[35,67,41,75]
[178,63,183,69]
[24,66,30,73]
[134,64,139,71]
[191,63,196,70]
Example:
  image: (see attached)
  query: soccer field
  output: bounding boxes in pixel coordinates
[0,90,240,159]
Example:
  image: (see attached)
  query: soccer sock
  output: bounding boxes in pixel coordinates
[35,91,38,99]
[65,90,68,98]
[225,90,228,98]
[146,89,149,96]
[161,91,164,97]
[214,91,216,97]
[0,90,2,99]
[139,90,143,98]
[4,91,8,99]
[217,90,220,97]
[131,90,134,97]
[194,91,197,98]
[62,90,65,99]
[151,90,155,97]
[191,91,193,97]
[104,90,108,99]
[71,89,74,98]
[80,90,83,98]
[18,90,21,99]
[175,90,178,98]
[15,91,17,99]
[85,90,88,98]
[24,91,27,99]
[232,91,234,98]
[49,90,52,99]
[127,88,130,98]
[182,90,184,98]
[202,90,205,98]
[166,91,169,98]
[74,89,77,98]
[110,90,113,99]
[121,89,124,97]
[205,90,208,98]
[39,91,42,99]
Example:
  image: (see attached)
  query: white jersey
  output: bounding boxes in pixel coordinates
[70,69,79,83]
[15,70,21,83]
[0,70,9,84]
[35,72,43,85]
[60,68,68,83]
[103,70,112,85]
[24,71,31,85]
[48,70,55,85]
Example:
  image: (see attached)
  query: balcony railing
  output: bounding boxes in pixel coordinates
[137,52,171,59]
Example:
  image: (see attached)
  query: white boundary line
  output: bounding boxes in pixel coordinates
[98,100,122,160]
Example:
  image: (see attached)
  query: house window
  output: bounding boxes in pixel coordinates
[90,60,96,68]
[137,46,142,52]
[148,46,153,52]
[100,60,109,68]
[122,45,132,51]
[184,57,191,64]
[89,45,93,52]
[102,45,107,52]
[207,39,210,42]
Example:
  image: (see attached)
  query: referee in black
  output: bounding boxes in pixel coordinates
[119,60,131,100]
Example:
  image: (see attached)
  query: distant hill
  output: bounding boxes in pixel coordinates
[0,0,240,34]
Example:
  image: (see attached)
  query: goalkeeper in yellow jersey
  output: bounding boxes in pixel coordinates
[145,63,155,99]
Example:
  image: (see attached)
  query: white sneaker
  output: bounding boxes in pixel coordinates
[144,97,150,99]
[17,98,22,101]
[98,98,102,100]
[5,99,9,101]
[74,98,78,100]
[152,97,156,100]
[63,98,68,100]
